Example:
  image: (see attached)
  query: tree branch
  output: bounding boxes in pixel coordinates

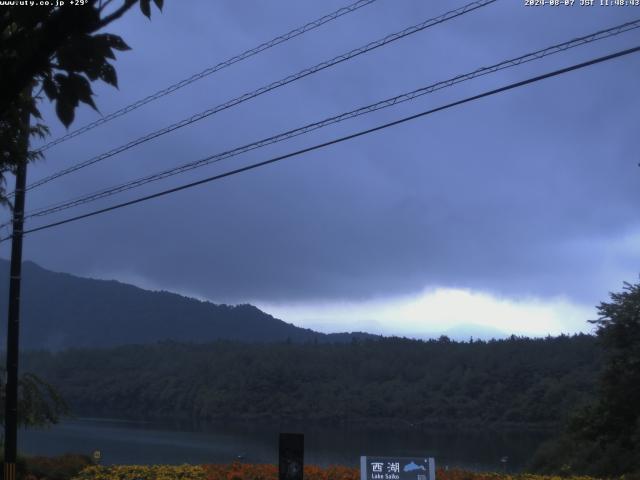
[97,0,137,29]
[99,0,117,12]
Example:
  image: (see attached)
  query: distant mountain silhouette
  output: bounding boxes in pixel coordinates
[0,259,378,350]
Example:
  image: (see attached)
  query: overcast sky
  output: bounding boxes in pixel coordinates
[2,0,639,339]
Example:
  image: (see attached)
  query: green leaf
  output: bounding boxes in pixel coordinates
[29,123,50,141]
[88,35,116,61]
[98,63,118,88]
[94,33,131,51]
[140,0,151,18]
[82,58,104,81]
[56,74,79,109]
[57,34,112,71]
[55,99,75,128]
[54,73,92,126]
[28,101,42,120]
[42,75,58,100]
[68,73,98,111]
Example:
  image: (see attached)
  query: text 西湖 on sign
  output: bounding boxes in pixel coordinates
[360,457,435,480]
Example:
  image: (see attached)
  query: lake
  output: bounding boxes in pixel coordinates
[19,417,552,472]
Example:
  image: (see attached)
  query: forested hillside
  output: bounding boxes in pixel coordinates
[21,334,600,429]
[0,259,376,349]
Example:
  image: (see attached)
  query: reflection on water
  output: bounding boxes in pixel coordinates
[19,418,552,472]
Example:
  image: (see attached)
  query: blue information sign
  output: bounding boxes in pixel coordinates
[360,457,435,480]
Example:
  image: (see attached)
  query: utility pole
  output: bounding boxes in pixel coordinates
[3,93,30,480]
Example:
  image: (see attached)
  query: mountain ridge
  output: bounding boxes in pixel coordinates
[0,259,379,350]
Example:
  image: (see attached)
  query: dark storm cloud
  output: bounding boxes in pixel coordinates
[4,0,639,306]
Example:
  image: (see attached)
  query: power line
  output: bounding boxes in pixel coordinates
[19,0,496,195]
[7,44,638,242]
[15,18,640,223]
[32,0,380,154]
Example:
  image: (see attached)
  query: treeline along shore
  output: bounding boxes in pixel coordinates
[19,334,600,429]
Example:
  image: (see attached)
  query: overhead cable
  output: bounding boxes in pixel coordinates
[20,0,496,194]
[16,18,640,223]
[33,0,381,154]
[6,44,638,242]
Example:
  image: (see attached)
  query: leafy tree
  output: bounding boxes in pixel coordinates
[0,373,70,477]
[0,0,163,445]
[531,280,640,476]
[0,0,163,202]
[0,371,69,433]
[587,280,640,441]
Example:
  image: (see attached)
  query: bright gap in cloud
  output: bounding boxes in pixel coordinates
[257,288,598,340]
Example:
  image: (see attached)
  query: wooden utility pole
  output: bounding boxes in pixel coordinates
[3,95,30,480]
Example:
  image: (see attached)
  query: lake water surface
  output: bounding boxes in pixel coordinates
[19,417,551,472]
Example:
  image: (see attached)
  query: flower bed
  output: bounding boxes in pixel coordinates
[71,464,207,480]
[68,464,602,480]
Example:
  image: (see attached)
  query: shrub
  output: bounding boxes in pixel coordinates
[25,453,93,480]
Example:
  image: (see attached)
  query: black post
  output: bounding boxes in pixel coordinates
[3,98,30,480]
[279,433,304,480]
